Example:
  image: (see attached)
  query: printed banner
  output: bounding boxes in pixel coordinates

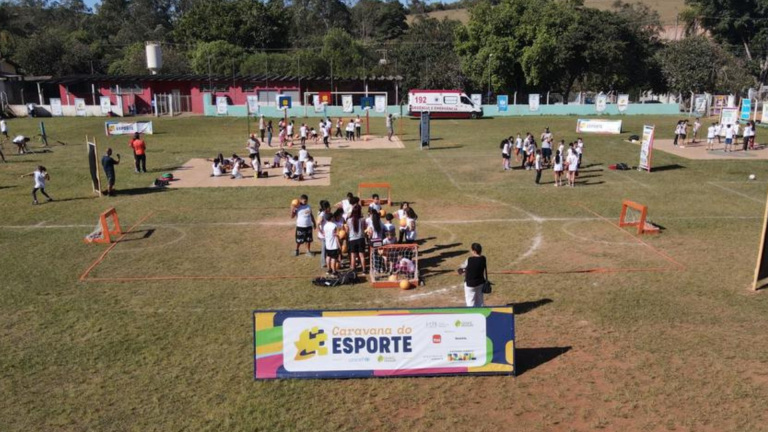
[342,95,353,113]
[727,95,736,108]
[528,94,540,111]
[720,107,739,127]
[595,94,607,112]
[74,98,86,117]
[497,95,508,112]
[471,94,482,107]
[694,94,708,116]
[762,101,768,123]
[313,95,324,113]
[254,307,515,379]
[105,121,154,136]
[277,95,292,110]
[99,96,111,114]
[319,92,332,105]
[246,95,259,114]
[360,96,374,111]
[216,97,228,115]
[617,94,629,112]
[712,95,727,115]
[639,125,655,172]
[741,98,752,121]
[374,95,387,113]
[50,98,62,116]
[575,119,622,134]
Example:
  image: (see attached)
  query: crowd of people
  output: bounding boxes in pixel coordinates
[500,127,584,187]
[291,193,418,277]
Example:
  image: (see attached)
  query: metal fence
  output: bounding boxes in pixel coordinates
[155,93,192,116]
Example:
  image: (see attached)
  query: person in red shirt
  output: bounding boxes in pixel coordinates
[129,132,147,173]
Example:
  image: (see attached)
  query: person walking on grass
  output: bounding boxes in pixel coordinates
[12,135,30,154]
[387,114,394,141]
[534,149,543,184]
[101,148,120,196]
[724,124,734,152]
[20,165,53,205]
[457,243,487,307]
[129,133,147,173]
[501,138,511,171]
[267,120,273,147]
[0,118,9,141]
[692,118,701,144]
[553,149,564,187]
[567,144,579,187]
[292,194,316,257]
[355,115,362,139]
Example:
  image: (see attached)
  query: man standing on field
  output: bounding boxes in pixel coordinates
[129,132,147,173]
[292,194,316,257]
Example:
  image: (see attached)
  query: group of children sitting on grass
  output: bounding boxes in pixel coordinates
[209,134,316,180]
[291,192,418,277]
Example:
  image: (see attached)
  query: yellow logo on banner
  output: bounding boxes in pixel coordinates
[294,327,327,360]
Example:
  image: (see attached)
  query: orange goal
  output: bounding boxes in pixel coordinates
[84,208,122,244]
[369,244,418,288]
[358,182,392,206]
[619,200,659,235]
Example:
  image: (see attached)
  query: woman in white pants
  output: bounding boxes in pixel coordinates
[458,243,487,307]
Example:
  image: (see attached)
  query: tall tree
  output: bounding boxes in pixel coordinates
[397,17,466,94]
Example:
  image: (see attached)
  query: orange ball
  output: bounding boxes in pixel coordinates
[379,209,386,217]
[291,199,299,207]
[399,280,412,290]
[337,229,347,240]
[399,218,407,227]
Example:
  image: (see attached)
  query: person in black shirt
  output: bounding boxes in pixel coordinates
[101,148,120,196]
[458,243,487,307]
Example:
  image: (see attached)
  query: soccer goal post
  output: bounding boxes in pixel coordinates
[369,244,418,288]
[84,208,122,244]
[619,200,659,235]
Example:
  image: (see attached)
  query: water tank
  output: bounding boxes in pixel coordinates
[145,42,163,74]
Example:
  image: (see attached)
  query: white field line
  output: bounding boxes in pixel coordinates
[601,166,652,189]
[426,151,461,190]
[402,286,458,301]
[707,182,766,204]
[507,229,543,268]
[0,215,760,231]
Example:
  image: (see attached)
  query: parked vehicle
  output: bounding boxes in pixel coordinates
[408,90,483,119]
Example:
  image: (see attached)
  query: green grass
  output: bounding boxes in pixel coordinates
[2,113,768,431]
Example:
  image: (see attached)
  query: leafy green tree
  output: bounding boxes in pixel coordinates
[320,28,372,78]
[107,42,190,75]
[188,40,245,75]
[685,0,768,84]
[351,0,408,42]
[289,0,351,44]
[657,36,753,94]
[396,17,466,94]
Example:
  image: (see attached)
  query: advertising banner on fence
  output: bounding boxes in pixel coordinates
[375,95,387,113]
[720,107,739,127]
[694,94,708,117]
[313,95,324,113]
[595,94,607,112]
[639,125,655,172]
[216,97,228,115]
[254,307,515,379]
[75,98,86,117]
[246,95,259,114]
[497,95,508,112]
[319,92,332,105]
[529,94,540,111]
[277,95,292,110]
[712,95,727,116]
[342,95,353,113]
[105,121,154,136]
[471,94,482,108]
[50,98,62,116]
[617,94,629,112]
[360,96,374,111]
[763,101,768,123]
[741,98,752,121]
[100,96,111,114]
[576,119,622,134]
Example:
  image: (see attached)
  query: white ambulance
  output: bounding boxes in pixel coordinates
[407,90,483,119]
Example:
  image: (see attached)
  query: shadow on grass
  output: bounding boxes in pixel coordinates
[112,187,173,197]
[651,164,685,172]
[117,229,156,243]
[428,145,464,151]
[54,196,100,203]
[508,298,553,315]
[515,347,571,376]
[147,166,184,173]
[420,250,468,277]
[574,180,605,186]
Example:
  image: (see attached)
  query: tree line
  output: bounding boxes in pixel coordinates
[0,0,763,101]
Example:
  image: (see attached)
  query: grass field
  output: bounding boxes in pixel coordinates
[3,112,768,432]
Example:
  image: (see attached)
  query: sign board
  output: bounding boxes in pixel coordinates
[50,98,62,116]
[246,95,259,114]
[99,96,111,115]
[575,119,622,135]
[762,101,768,123]
[529,94,540,111]
[712,95,727,116]
[74,98,86,117]
[741,98,752,122]
[360,96,374,111]
[216,97,228,115]
[420,112,430,149]
[720,107,739,127]
[497,95,508,112]
[471,94,482,107]
[104,121,154,136]
[727,95,736,108]
[342,95,353,113]
[313,95,324,113]
[253,307,515,379]
[693,94,708,117]
[277,95,292,110]
[374,95,387,113]
[639,125,655,172]
[319,92,332,105]
[595,94,607,112]
[617,94,629,112]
